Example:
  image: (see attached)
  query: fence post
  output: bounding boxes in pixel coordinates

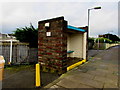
[97,38,99,51]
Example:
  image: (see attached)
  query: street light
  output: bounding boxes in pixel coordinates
[88,6,101,37]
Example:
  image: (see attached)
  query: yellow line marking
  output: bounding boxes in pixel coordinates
[82,59,86,63]
[67,59,86,71]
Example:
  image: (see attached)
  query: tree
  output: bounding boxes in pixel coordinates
[13,24,38,48]
[88,37,95,42]
[95,37,112,43]
[102,34,120,43]
[88,37,95,49]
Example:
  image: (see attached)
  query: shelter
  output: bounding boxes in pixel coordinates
[38,16,88,74]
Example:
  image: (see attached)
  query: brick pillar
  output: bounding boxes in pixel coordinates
[38,17,67,74]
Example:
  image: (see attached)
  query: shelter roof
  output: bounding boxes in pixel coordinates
[67,25,86,33]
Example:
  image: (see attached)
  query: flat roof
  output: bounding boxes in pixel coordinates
[67,25,86,32]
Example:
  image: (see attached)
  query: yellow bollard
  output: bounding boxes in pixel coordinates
[35,63,41,87]
[8,62,11,65]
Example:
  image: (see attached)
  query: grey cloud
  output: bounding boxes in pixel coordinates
[1,2,118,37]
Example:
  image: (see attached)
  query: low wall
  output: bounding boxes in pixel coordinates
[93,43,119,50]
[105,43,119,49]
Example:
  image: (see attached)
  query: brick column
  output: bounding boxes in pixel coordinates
[38,17,67,74]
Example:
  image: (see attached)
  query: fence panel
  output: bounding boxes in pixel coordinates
[28,48,38,64]
[0,42,29,65]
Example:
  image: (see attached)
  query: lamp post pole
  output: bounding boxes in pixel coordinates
[88,9,90,38]
[87,7,101,37]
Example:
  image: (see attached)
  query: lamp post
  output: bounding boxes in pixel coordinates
[88,7,101,37]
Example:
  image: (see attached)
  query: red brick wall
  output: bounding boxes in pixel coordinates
[38,17,67,74]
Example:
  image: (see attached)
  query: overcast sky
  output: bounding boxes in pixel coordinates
[0,0,119,37]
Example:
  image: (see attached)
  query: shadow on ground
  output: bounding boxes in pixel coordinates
[2,65,59,89]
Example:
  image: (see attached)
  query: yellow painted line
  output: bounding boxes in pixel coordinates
[82,59,86,63]
[36,63,41,87]
[67,59,86,71]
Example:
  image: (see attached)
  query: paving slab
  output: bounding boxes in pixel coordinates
[95,69,113,74]
[56,78,93,88]
[65,75,104,88]
[106,74,118,80]
[86,70,107,77]
[94,76,118,86]
[103,83,118,88]
[73,72,95,80]
[64,69,95,80]
[50,85,62,88]
[44,46,119,89]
